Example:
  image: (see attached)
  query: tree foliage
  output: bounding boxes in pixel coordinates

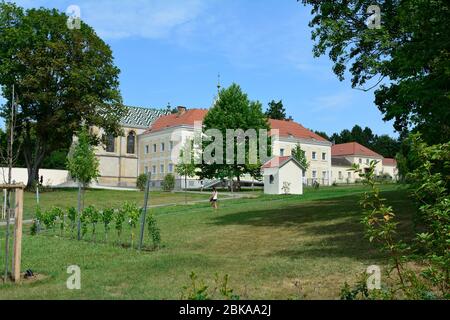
[0,3,124,186]
[347,135,449,299]
[324,125,400,158]
[66,128,99,187]
[175,140,197,179]
[265,100,287,120]
[291,143,309,170]
[199,84,271,184]
[300,0,450,144]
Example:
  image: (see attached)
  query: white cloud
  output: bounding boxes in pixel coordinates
[80,0,208,40]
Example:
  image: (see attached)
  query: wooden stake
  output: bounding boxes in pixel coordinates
[12,188,23,282]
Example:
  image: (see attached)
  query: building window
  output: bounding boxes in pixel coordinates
[160,164,164,173]
[145,145,149,154]
[339,171,343,180]
[322,152,326,161]
[144,166,148,174]
[312,170,317,178]
[127,131,136,154]
[366,158,370,165]
[359,158,362,164]
[168,163,173,173]
[312,152,317,160]
[153,144,157,152]
[105,135,115,153]
[269,175,275,184]
[322,171,327,179]
[280,148,285,156]
[170,141,174,151]
[152,166,156,174]
[161,143,165,152]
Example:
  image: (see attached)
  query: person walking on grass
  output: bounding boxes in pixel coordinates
[210,187,218,210]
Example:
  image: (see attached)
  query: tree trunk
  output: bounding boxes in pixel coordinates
[77,183,82,240]
[23,130,47,189]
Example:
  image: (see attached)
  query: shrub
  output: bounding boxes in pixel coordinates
[85,206,100,242]
[67,207,77,238]
[42,208,57,233]
[162,174,175,192]
[181,272,210,300]
[124,202,141,248]
[33,206,44,234]
[51,207,65,237]
[114,205,126,244]
[101,208,115,242]
[345,135,450,300]
[80,207,90,239]
[147,212,161,249]
[181,272,240,300]
[136,173,148,191]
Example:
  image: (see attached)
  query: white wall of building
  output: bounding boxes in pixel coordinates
[263,161,303,195]
[272,138,332,186]
[0,168,74,187]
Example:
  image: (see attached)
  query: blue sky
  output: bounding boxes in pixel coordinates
[2,0,398,137]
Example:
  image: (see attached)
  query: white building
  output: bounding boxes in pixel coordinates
[330,142,398,184]
[262,156,304,195]
[137,107,333,188]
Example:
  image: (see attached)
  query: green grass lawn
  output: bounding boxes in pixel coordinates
[21,189,211,220]
[0,184,415,300]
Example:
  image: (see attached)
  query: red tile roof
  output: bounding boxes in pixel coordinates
[382,158,397,166]
[262,156,292,169]
[144,109,208,133]
[331,142,383,158]
[144,109,330,144]
[269,119,329,142]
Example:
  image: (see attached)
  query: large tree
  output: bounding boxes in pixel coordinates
[300,0,450,144]
[265,100,287,120]
[199,84,271,189]
[0,3,125,187]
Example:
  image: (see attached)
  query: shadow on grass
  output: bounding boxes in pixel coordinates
[210,189,415,262]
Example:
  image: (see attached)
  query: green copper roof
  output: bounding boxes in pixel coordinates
[120,105,169,129]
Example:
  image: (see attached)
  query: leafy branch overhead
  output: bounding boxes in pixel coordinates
[300,0,450,144]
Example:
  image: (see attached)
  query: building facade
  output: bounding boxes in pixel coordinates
[138,107,333,187]
[94,106,397,189]
[330,142,398,184]
[94,106,168,187]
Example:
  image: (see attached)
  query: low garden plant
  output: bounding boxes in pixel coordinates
[181,272,240,300]
[31,202,162,251]
[67,207,77,238]
[101,208,115,242]
[124,202,141,248]
[147,212,161,249]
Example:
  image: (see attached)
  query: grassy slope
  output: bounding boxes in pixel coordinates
[0,185,414,300]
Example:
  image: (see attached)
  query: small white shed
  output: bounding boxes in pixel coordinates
[262,156,304,195]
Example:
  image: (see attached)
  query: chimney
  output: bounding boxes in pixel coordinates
[177,106,187,115]
[287,116,293,122]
